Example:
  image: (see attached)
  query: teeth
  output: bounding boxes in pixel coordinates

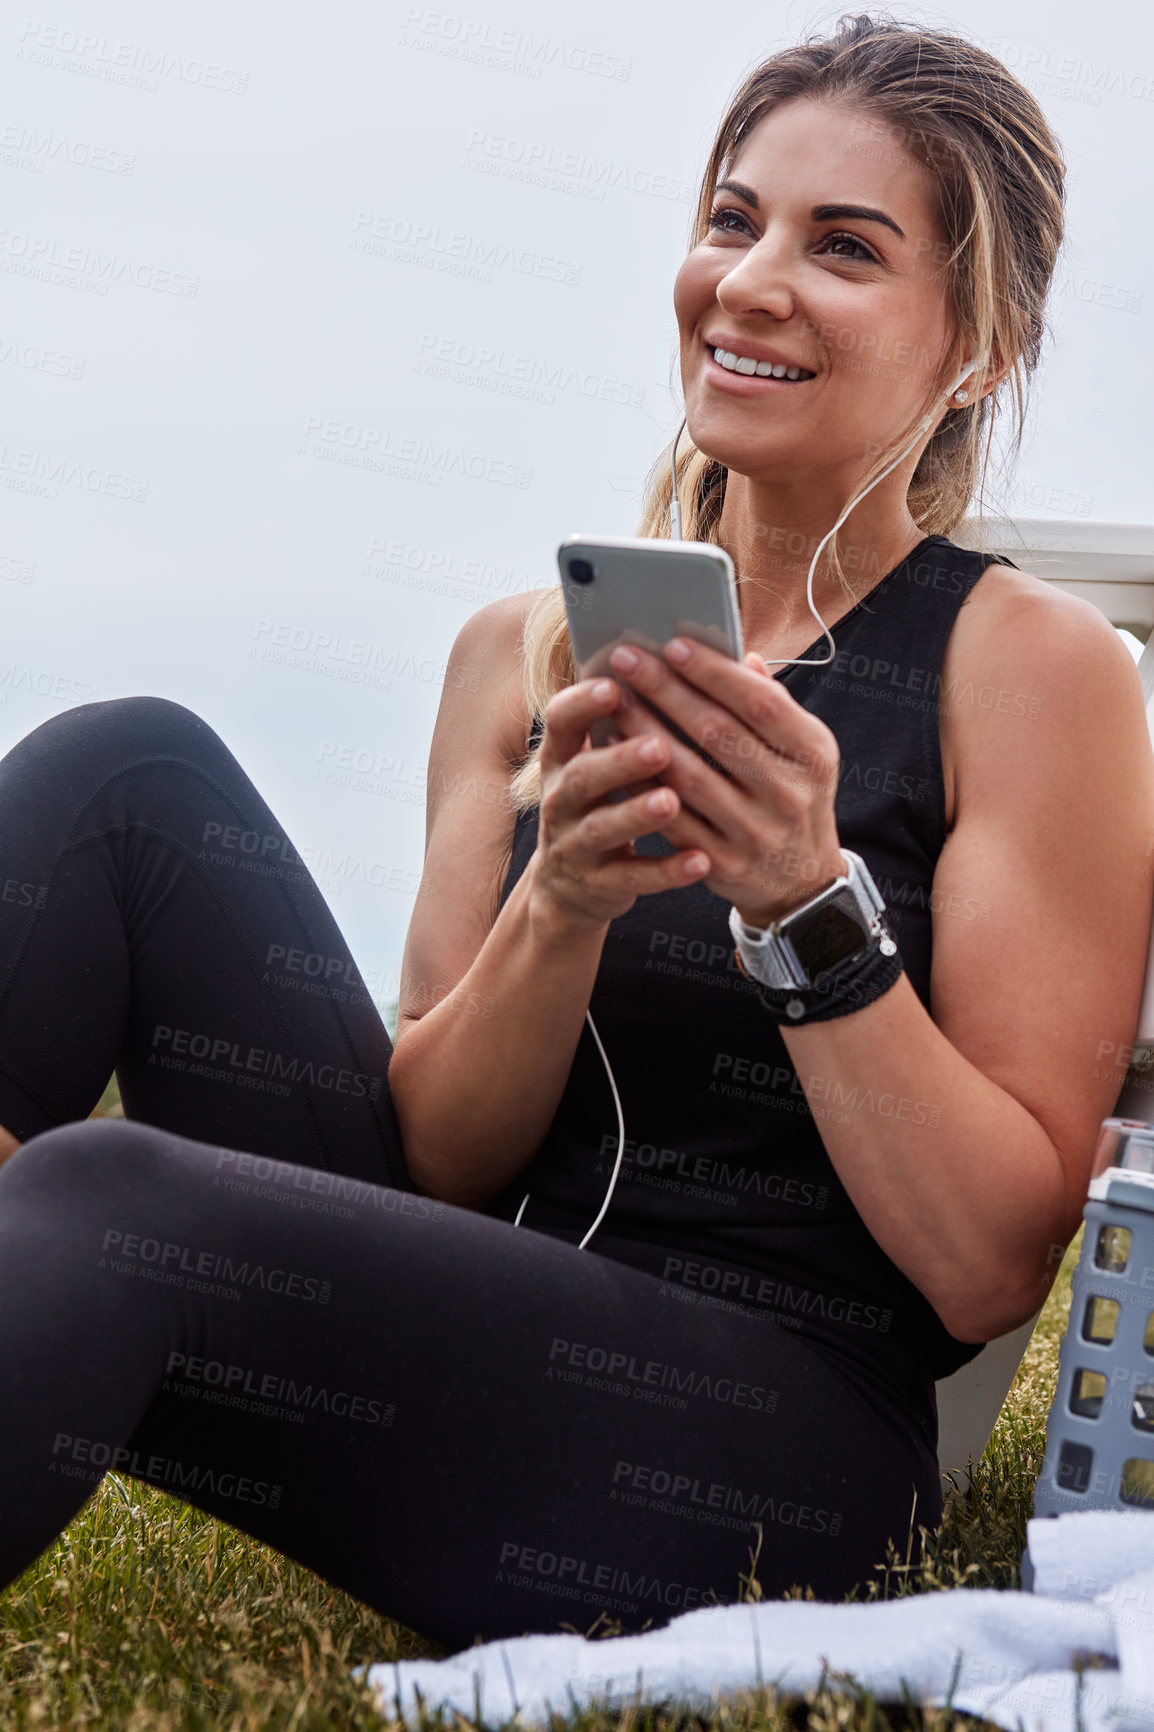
[712,346,812,380]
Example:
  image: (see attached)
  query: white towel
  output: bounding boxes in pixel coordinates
[363,1512,1154,1731]
[1028,1511,1154,1602]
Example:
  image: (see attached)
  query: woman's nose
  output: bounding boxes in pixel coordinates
[714,233,798,322]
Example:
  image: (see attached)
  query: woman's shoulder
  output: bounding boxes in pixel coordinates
[447,587,554,766]
[939,554,1147,827]
[954,557,1137,688]
[452,585,551,651]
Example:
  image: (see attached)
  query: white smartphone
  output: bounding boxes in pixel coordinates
[557,532,744,802]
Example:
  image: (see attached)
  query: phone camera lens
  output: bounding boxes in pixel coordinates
[568,558,595,584]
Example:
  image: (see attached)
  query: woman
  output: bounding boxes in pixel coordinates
[0,16,1150,1650]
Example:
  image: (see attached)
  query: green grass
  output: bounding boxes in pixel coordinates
[0,1092,1079,1728]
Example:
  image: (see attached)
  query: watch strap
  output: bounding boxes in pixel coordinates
[737,933,905,1024]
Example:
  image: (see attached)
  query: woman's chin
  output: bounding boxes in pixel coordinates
[685,428,816,482]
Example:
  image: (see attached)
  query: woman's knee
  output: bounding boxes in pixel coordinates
[0,1118,183,1209]
[65,695,218,760]
[5,696,223,785]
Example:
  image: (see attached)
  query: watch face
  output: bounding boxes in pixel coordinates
[788,895,868,979]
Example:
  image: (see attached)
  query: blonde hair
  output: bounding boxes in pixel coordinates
[508,12,1065,815]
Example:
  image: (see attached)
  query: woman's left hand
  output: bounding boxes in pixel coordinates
[605,636,847,925]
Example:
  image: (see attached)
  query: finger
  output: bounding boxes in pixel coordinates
[610,689,752,839]
[597,845,714,893]
[610,702,829,901]
[613,641,838,792]
[601,752,827,912]
[676,638,838,784]
[572,780,693,861]
[543,730,674,826]
[608,646,792,795]
[538,678,627,770]
[573,784,713,890]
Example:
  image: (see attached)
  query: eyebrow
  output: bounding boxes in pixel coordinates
[714,181,906,240]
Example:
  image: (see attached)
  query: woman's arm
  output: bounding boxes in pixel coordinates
[386,593,709,1206]
[386,594,602,1205]
[602,573,1154,1344]
[778,577,1154,1343]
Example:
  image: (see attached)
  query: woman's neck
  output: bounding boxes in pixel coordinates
[714,468,927,651]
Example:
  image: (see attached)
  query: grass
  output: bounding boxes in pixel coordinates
[0,1082,1079,1729]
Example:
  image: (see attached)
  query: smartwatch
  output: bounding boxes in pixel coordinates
[727,849,897,991]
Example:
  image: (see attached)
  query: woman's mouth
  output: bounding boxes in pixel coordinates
[706,344,817,384]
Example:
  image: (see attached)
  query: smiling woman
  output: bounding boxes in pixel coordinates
[0,11,1152,1660]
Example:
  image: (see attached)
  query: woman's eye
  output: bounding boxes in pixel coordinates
[818,231,878,262]
[705,208,751,236]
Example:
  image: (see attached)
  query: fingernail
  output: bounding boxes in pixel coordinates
[610,645,640,672]
[664,638,691,664]
[638,737,663,763]
[592,679,614,701]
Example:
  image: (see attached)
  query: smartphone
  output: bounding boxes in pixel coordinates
[557,533,744,804]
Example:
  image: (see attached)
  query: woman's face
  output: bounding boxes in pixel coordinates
[673,98,957,488]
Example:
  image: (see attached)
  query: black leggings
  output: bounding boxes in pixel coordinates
[0,699,941,1648]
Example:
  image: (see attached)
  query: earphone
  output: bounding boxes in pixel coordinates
[513,354,984,1248]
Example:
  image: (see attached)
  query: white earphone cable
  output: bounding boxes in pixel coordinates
[513,1007,626,1246]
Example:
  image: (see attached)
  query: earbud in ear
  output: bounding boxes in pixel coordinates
[946,354,985,406]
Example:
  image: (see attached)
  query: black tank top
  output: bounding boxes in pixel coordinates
[492,535,1006,1424]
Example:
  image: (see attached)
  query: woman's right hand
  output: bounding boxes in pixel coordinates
[531,677,713,930]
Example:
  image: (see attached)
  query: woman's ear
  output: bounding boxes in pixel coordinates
[975,342,1013,403]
